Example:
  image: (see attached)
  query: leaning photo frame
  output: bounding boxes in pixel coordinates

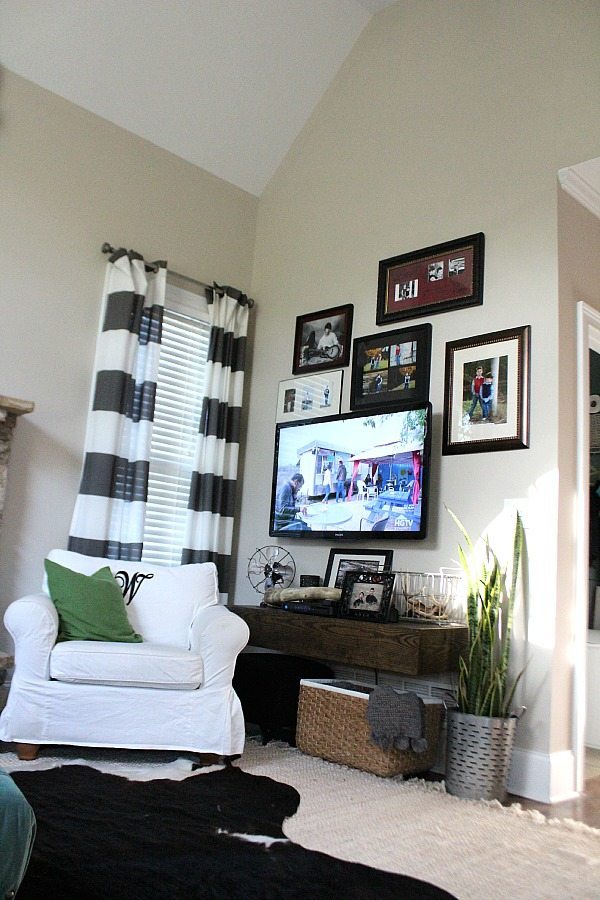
[338,571,396,622]
[324,548,393,590]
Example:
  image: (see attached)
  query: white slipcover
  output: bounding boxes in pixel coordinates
[50,641,204,690]
[0,552,250,756]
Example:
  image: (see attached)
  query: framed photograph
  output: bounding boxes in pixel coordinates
[292,304,354,375]
[338,571,396,622]
[276,371,343,422]
[442,325,531,455]
[350,323,432,410]
[324,548,394,590]
[376,233,484,325]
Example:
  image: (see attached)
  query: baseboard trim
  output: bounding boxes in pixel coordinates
[508,747,577,803]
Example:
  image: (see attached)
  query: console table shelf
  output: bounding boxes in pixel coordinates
[231,606,467,676]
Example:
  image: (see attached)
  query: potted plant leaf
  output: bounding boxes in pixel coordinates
[444,507,526,801]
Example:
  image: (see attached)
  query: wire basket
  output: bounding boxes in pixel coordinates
[395,570,464,624]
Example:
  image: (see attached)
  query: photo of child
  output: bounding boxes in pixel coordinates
[350,585,382,610]
[462,357,507,424]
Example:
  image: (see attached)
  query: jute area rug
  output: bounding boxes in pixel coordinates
[3,739,600,900]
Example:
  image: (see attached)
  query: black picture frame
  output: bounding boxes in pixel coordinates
[350,323,432,410]
[324,548,394,590]
[339,571,396,622]
[377,233,484,325]
[442,325,531,455]
[292,304,354,375]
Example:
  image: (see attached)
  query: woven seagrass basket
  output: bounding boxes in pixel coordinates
[296,679,442,777]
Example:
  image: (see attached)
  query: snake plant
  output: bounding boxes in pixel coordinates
[447,508,524,718]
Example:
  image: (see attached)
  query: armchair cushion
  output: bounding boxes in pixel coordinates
[50,641,203,690]
[45,550,220,648]
[44,560,142,644]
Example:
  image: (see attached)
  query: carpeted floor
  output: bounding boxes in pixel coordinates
[3,739,600,899]
[239,741,600,900]
[9,761,454,899]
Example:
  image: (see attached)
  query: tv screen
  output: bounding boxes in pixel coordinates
[269,401,431,540]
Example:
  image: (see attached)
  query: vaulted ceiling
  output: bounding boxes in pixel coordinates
[0,0,397,196]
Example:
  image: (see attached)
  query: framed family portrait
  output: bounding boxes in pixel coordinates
[442,325,531,455]
[292,304,354,375]
[324,548,393,590]
[338,570,396,622]
[276,371,343,422]
[350,323,432,409]
[376,233,484,325]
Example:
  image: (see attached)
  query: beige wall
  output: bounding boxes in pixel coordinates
[0,70,258,627]
[239,0,600,784]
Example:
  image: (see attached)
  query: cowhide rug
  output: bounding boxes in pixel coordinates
[12,763,455,899]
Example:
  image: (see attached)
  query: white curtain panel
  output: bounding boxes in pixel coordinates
[182,287,249,599]
[68,250,166,560]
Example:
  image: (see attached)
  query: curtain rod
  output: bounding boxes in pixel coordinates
[101,243,254,308]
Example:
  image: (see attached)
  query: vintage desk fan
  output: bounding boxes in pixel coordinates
[247,545,296,595]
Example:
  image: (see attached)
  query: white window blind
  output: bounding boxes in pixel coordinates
[142,281,210,565]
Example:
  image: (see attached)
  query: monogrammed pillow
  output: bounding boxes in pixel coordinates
[44,549,219,648]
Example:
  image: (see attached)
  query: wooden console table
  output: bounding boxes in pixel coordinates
[231,606,467,677]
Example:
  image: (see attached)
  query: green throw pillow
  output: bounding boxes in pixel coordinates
[44,559,143,643]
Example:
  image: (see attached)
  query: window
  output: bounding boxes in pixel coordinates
[142,280,210,565]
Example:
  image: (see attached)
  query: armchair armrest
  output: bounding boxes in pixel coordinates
[4,593,58,681]
[190,605,249,689]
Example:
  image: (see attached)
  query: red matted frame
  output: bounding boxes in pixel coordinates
[376,233,484,325]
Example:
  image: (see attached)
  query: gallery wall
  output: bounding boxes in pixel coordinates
[0,70,258,635]
[238,0,600,794]
[1,1,600,801]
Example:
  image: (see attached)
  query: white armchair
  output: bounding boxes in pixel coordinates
[0,549,250,761]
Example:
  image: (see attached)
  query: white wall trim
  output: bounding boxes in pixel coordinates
[575,302,600,793]
[508,747,577,804]
[559,159,600,221]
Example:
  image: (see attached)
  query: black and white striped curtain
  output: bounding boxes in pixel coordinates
[182,286,249,598]
[68,249,166,560]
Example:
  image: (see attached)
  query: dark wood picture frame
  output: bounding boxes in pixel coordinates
[339,570,396,622]
[377,233,484,325]
[292,304,354,376]
[442,324,531,455]
[350,323,432,410]
[324,548,393,590]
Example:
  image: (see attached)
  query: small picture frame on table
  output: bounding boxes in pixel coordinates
[324,548,393,590]
[442,324,531,455]
[376,233,484,325]
[339,571,396,622]
[276,371,343,422]
[350,323,431,409]
[292,304,354,375]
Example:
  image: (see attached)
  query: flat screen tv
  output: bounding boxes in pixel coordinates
[269,401,431,540]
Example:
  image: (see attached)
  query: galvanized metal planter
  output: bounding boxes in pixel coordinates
[445,709,518,801]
